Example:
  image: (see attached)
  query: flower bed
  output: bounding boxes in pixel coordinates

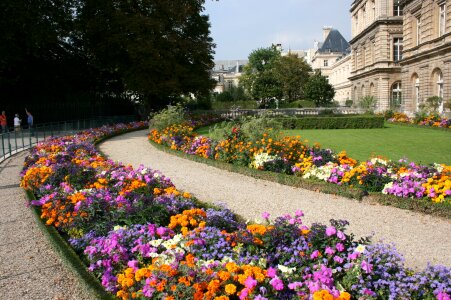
[21,122,451,299]
[388,113,451,129]
[149,123,451,206]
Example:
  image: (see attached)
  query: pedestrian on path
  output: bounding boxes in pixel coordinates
[25,108,34,136]
[0,111,7,133]
[14,113,21,132]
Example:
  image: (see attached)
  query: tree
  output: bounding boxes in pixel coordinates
[273,54,312,101]
[304,72,335,107]
[78,0,215,111]
[359,96,377,113]
[240,46,283,100]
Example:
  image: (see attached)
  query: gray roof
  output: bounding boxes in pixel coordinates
[318,30,350,54]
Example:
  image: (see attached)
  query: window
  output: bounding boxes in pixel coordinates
[414,77,420,111]
[416,17,422,45]
[393,0,402,16]
[437,72,444,113]
[393,38,403,62]
[391,82,402,109]
[324,60,329,67]
[439,3,446,37]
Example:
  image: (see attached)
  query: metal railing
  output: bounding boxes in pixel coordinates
[0,115,136,164]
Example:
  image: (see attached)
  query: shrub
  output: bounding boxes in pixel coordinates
[149,105,186,130]
[359,96,377,113]
[240,113,283,141]
[345,99,353,107]
[278,116,384,129]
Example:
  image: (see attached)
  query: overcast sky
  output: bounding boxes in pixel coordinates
[204,0,354,60]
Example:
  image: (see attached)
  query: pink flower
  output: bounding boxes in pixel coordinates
[335,243,345,252]
[244,276,257,289]
[337,230,346,240]
[295,210,304,217]
[262,212,270,220]
[325,246,335,256]
[270,276,284,291]
[310,250,320,259]
[325,226,336,236]
[266,267,277,278]
[239,288,249,300]
[156,227,166,236]
[361,260,373,274]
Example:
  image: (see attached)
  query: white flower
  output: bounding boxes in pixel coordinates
[370,157,388,165]
[140,168,148,175]
[149,239,162,247]
[113,225,127,231]
[250,152,279,169]
[277,264,296,274]
[382,182,393,194]
[355,244,366,253]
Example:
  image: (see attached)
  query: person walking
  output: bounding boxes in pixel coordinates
[13,114,21,132]
[25,108,34,136]
[0,111,7,133]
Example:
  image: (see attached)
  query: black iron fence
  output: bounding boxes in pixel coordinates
[0,115,136,163]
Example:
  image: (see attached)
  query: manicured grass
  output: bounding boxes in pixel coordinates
[196,123,451,165]
[283,123,451,165]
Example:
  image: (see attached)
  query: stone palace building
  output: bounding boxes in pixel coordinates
[345,0,450,114]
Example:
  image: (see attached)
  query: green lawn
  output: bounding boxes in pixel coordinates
[283,123,451,165]
[196,123,451,165]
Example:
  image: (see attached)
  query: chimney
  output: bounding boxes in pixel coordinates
[323,26,332,41]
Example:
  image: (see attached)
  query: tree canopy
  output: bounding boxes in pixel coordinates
[304,71,336,107]
[240,47,311,101]
[0,0,215,117]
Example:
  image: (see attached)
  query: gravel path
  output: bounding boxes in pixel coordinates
[99,130,451,270]
[0,153,93,300]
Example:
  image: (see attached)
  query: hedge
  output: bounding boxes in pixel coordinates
[278,116,385,129]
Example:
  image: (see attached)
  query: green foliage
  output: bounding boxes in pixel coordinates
[182,95,212,111]
[240,46,283,100]
[0,0,216,115]
[345,100,353,107]
[273,54,312,101]
[359,96,377,113]
[278,116,385,129]
[304,72,335,107]
[383,110,395,120]
[444,99,451,111]
[239,114,283,142]
[208,121,240,141]
[214,86,249,102]
[149,105,186,130]
[278,100,316,108]
[420,96,443,114]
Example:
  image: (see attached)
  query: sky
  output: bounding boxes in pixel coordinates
[204,0,354,60]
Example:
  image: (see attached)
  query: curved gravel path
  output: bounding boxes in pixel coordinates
[99,129,451,270]
[0,153,93,300]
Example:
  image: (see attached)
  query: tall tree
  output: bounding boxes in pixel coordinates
[304,71,335,107]
[240,46,282,100]
[78,0,215,111]
[273,54,312,101]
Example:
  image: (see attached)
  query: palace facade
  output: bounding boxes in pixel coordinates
[344,0,450,114]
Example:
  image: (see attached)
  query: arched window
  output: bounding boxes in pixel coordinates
[413,75,420,111]
[437,72,444,113]
[391,82,402,109]
[361,85,365,98]
[369,83,375,96]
